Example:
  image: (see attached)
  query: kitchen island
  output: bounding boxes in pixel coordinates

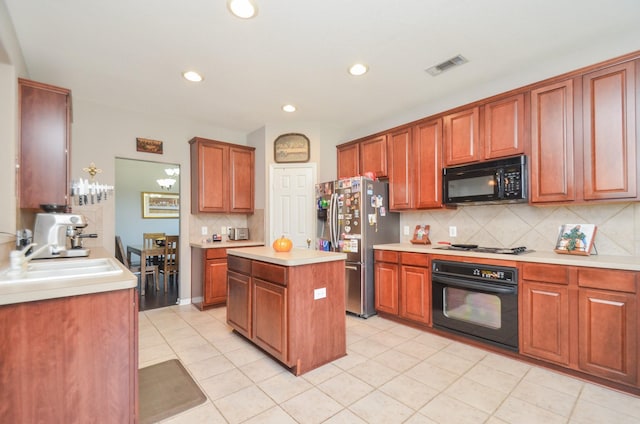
[0,248,138,423]
[226,246,347,375]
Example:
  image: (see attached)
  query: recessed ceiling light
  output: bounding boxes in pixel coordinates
[228,0,258,19]
[282,104,296,113]
[349,63,369,76]
[182,71,203,82]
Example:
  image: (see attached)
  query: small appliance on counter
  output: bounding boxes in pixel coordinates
[228,228,249,241]
[31,213,98,259]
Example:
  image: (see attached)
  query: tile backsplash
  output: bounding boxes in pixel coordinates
[400,202,640,256]
[189,209,264,243]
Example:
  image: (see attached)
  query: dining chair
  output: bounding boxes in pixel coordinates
[143,232,165,267]
[160,235,179,293]
[115,236,158,295]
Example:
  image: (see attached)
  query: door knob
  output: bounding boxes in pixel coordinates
[306,238,311,248]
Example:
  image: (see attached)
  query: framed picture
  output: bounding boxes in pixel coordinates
[554,224,597,256]
[142,192,179,219]
[136,137,163,154]
[274,133,310,163]
[410,224,431,245]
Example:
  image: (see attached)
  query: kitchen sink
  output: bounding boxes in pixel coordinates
[0,258,124,283]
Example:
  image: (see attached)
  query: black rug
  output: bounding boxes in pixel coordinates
[139,359,207,423]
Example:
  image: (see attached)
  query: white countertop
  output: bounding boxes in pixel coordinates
[374,243,640,271]
[0,248,137,306]
[227,246,347,267]
[190,240,264,249]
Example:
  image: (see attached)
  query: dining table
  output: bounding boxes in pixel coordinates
[127,243,165,295]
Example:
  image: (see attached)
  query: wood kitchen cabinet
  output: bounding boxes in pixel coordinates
[483,93,526,159]
[0,289,138,423]
[337,142,360,179]
[18,78,71,209]
[582,61,637,201]
[387,119,443,210]
[191,247,228,310]
[189,137,255,213]
[374,250,399,315]
[520,263,571,366]
[443,106,481,166]
[227,252,346,375]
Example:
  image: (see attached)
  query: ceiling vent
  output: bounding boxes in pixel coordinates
[425,55,468,76]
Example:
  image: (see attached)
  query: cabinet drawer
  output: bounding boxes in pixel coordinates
[206,248,227,260]
[252,261,288,286]
[228,256,251,274]
[522,263,569,285]
[375,250,399,263]
[400,252,429,267]
[578,268,636,293]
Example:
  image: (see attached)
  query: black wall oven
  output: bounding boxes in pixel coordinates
[432,260,518,351]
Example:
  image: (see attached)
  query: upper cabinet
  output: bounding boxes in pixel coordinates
[337,135,388,180]
[443,106,480,166]
[582,61,637,201]
[19,78,71,209]
[189,137,255,214]
[531,59,638,204]
[483,93,526,159]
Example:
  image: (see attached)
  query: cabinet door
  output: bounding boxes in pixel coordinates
[360,135,388,178]
[530,79,575,203]
[227,270,251,338]
[229,146,255,213]
[252,278,288,362]
[578,288,637,385]
[521,281,570,365]
[19,79,71,209]
[413,119,443,208]
[443,106,480,166]
[387,128,412,210]
[400,265,430,324]
[484,93,525,159]
[582,61,637,200]
[374,262,398,315]
[192,140,228,213]
[337,143,360,179]
[204,259,227,306]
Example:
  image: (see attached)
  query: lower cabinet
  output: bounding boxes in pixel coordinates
[0,289,138,423]
[227,255,346,375]
[521,263,638,388]
[191,247,228,310]
[374,250,431,326]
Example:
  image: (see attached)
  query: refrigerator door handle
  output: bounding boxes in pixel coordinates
[330,193,339,250]
[345,265,358,271]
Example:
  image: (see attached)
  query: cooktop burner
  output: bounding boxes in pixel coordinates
[438,244,532,255]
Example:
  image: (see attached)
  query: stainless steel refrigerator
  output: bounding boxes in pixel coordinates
[316,177,399,318]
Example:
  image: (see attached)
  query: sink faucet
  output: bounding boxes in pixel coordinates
[8,243,51,275]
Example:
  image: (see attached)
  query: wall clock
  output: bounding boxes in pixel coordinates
[274,133,310,163]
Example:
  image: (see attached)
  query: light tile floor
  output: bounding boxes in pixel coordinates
[139,305,640,423]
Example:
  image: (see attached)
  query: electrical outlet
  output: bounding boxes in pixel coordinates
[221,226,227,235]
[201,226,208,236]
[449,226,457,237]
[314,287,327,300]
[403,225,410,236]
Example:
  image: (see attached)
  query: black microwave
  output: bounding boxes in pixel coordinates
[443,155,527,205]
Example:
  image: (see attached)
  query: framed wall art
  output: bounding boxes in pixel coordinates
[142,192,179,219]
[136,137,163,154]
[554,224,597,256]
[274,133,310,163]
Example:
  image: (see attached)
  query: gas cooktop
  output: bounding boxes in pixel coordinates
[436,244,533,255]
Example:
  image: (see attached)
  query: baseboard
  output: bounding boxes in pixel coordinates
[176,297,191,306]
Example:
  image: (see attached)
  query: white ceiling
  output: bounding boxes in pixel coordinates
[4,0,640,139]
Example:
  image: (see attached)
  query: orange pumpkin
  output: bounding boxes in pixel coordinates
[272,236,293,252]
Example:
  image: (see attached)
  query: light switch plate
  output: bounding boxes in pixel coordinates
[201,226,208,235]
[403,225,410,236]
[449,226,457,237]
[221,226,227,235]
[314,287,326,300]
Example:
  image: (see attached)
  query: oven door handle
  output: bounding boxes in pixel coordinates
[432,275,517,294]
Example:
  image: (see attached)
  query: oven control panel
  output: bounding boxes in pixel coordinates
[432,260,517,283]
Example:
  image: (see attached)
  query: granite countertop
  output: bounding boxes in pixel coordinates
[0,247,137,306]
[374,243,640,271]
[190,240,264,249]
[227,246,347,267]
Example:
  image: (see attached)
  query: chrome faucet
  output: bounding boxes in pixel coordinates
[8,243,51,275]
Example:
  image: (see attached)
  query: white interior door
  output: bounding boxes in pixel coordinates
[270,164,316,249]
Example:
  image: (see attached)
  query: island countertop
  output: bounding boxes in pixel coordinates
[373,243,640,271]
[227,246,347,267]
[0,248,137,306]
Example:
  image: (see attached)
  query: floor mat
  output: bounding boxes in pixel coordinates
[139,359,207,423]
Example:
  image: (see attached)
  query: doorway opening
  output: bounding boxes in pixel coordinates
[115,157,180,311]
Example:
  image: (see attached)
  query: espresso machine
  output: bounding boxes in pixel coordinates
[31,213,98,259]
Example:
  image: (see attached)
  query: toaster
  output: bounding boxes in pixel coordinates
[229,227,249,240]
